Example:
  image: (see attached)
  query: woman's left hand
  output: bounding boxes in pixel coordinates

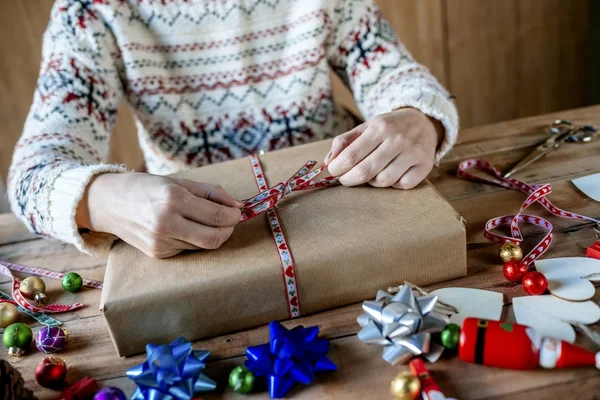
[325,108,444,189]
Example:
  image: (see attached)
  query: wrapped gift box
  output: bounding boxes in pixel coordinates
[100,139,467,356]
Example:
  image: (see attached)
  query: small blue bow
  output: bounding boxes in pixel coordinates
[126,337,216,400]
[245,321,337,398]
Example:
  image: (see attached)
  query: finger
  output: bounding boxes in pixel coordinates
[338,141,399,186]
[324,123,367,164]
[328,124,384,177]
[179,195,242,227]
[367,152,417,188]
[170,216,235,250]
[173,179,242,208]
[120,229,198,259]
[392,162,434,190]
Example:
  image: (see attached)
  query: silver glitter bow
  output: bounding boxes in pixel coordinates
[357,285,449,365]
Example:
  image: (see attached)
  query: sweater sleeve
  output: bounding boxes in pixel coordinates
[326,0,459,163]
[7,0,127,255]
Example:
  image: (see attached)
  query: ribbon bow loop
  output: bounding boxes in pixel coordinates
[127,337,216,400]
[240,158,339,222]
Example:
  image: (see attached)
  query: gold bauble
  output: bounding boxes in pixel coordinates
[390,371,421,400]
[0,303,19,328]
[499,242,523,263]
[19,277,46,299]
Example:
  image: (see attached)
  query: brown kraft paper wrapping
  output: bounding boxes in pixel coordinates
[100,139,467,356]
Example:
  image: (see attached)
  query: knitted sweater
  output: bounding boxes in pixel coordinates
[8,0,458,254]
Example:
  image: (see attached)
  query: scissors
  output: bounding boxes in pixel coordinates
[503,120,598,178]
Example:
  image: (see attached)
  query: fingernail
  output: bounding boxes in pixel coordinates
[324,151,332,163]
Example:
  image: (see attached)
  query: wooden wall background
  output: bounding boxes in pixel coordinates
[0,0,591,183]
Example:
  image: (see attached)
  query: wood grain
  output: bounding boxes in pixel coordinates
[2,106,600,400]
[515,0,590,118]
[445,0,519,127]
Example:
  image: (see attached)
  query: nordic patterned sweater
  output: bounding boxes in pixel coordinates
[8,0,459,255]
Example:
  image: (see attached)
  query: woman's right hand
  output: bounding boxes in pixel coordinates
[76,172,243,258]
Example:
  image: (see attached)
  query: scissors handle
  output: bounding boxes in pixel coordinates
[567,124,598,142]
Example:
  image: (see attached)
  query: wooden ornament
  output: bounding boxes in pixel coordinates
[513,297,576,343]
[429,288,503,326]
[534,257,600,301]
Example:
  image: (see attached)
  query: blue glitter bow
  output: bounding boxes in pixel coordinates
[245,321,337,398]
[126,337,216,400]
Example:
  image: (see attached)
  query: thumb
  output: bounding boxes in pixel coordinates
[172,179,243,208]
[324,123,366,164]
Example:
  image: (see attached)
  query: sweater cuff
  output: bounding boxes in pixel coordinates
[388,89,459,165]
[48,164,127,255]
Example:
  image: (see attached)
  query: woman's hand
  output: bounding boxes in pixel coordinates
[76,172,243,258]
[325,108,444,189]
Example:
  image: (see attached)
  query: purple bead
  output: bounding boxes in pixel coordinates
[94,387,127,400]
[35,326,67,354]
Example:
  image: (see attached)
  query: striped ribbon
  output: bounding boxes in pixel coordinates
[0,261,103,289]
[0,291,62,326]
[457,159,599,265]
[241,156,339,318]
[0,263,84,314]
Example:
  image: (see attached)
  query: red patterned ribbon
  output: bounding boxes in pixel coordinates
[0,263,84,313]
[242,156,339,318]
[0,261,103,289]
[457,159,599,265]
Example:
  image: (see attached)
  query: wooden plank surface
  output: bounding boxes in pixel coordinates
[2,106,600,399]
[445,0,591,128]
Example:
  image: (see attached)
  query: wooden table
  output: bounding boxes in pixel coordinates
[2,106,600,400]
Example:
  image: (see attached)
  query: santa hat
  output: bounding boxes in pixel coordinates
[539,338,599,369]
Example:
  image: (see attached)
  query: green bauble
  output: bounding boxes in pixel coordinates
[440,323,461,349]
[2,323,33,350]
[61,272,83,293]
[228,366,255,394]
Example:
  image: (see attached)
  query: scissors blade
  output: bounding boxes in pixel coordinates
[503,148,551,178]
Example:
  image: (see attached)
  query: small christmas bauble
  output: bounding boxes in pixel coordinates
[390,371,421,400]
[20,277,47,305]
[2,323,33,356]
[0,303,19,328]
[93,387,127,400]
[503,260,528,282]
[522,271,548,295]
[499,242,523,262]
[440,323,461,349]
[62,272,83,293]
[35,326,68,354]
[229,366,255,394]
[35,357,67,388]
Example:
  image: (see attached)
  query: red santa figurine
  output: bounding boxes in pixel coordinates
[586,225,600,260]
[459,318,600,370]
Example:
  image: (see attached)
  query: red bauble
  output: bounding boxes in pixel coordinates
[503,260,528,282]
[522,271,548,295]
[35,357,67,388]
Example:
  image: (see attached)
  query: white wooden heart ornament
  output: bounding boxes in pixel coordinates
[572,173,600,202]
[534,257,600,301]
[429,288,503,326]
[513,295,600,343]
